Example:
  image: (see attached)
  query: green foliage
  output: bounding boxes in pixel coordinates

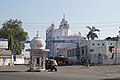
[8,35,14,52]
[86,26,100,40]
[0,19,28,55]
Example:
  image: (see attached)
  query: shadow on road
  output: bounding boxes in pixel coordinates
[102,78,120,80]
[0,71,23,72]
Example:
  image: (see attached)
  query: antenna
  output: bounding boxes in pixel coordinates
[63,14,65,19]
[53,20,54,24]
[36,31,39,37]
[118,27,120,36]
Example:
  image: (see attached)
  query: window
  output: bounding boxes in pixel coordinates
[81,46,84,55]
[92,43,95,45]
[102,43,104,46]
[70,49,72,57]
[72,49,74,56]
[67,50,69,57]
[64,24,66,26]
[109,46,114,52]
[90,49,94,52]
[110,43,112,45]
[85,46,88,53]
[98,43,100,45]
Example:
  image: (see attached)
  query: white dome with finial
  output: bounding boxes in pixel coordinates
[30,37,46,50]
[30,31,46,50]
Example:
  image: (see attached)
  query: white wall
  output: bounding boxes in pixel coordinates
[13,59,24,64]
[0,58,12,66]
[12,55,25,64]
[53,29,62,37]
[89,40,106,64]
[80,40,120,65]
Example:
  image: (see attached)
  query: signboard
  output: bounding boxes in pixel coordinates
[27,40,76,43]
[0,38,8,49]
[76,47,80,56]
[0,50,11,58]
[112,48,120,53]
[46,40,74,43]
[13,43,16,61]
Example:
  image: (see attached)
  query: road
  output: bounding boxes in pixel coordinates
[0,65,120,80]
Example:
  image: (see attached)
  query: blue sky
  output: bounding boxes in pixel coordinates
[1,0,120,40]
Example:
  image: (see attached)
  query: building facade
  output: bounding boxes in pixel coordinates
[80,40,120,64]
[0,38,12,66]
[46,16,83,63]
[46,16,120,65]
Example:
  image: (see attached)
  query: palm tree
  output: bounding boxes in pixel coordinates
[86,26,100,40]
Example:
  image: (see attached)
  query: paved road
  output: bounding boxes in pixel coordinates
[0,65,120,80]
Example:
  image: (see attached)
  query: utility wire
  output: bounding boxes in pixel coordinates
[0,21,120,28]
[0,20,120,24]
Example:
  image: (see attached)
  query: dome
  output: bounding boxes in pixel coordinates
[30,37,46,50]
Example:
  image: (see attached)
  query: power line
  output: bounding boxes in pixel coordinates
[0,20,120,24]
[0,21,120,29]
[22,24,120,27]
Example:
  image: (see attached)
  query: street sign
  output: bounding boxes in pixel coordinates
[0,50,11,58]
[13,43,16,61]
[76,47,80,56]
[112,48,120,53]
[0,38,8,49]
[26,40,77,43]
[46,40,74,43]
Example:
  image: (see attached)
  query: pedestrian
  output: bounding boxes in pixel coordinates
[81,57,85,66]
[85,59,89,68]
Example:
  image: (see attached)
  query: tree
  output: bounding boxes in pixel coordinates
[8,35,14,52]
[0,19,28,55]
[86,26,100,40]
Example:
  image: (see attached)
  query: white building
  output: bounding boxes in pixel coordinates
[46,16,83,63]
[80,40,120,65]
[0,38,12,66]
[46,16,120,65]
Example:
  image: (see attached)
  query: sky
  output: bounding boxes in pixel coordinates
[1,0,120,40]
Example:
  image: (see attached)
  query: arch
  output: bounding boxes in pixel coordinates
[98,53,103,64]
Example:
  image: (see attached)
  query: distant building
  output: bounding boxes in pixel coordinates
[46,16,84,63]
[46,16,120,65]
[0,38,12,66]
[80,40,120,64]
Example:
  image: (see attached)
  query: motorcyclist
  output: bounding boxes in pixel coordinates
[46,59,58,72]
[50,60,58,72]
